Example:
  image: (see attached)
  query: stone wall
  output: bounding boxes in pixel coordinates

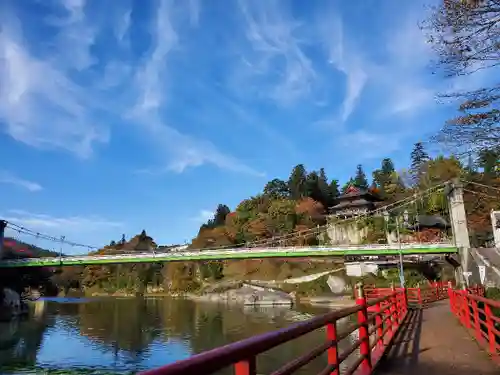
[327,222,368,245]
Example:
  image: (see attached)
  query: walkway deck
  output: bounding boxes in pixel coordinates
[376,300,498,375]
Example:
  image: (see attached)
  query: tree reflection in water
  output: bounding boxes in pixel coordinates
[0,298,359,375]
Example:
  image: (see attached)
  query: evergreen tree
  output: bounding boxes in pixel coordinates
[478,149,500,178]
[318,168,331,206]
[372,158,396,196]
[213,204,231,227]
[410,142,429,185]
[328,179,340,205]
[381,158,395,176]
[342,178,356,193]
[354,164,369,189]
[110,240,116,247]
[263,179,289,199]
[305,171,322,203]
[120,234,126,245]
[288,164,307,200]
[464,152,477,179]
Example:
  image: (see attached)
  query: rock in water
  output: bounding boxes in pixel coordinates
[197,285,294,306]
[327,276,347,294]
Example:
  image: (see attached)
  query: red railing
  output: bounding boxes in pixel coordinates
[139,284,408,375]
[360,281,450,309]
[449,287,500,361]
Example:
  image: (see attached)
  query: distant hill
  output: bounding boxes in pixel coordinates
[2,237,60,259]
[94,231,157,255]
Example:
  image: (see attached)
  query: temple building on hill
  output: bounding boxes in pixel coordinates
[326,185,384,245]
[329,185,384,219]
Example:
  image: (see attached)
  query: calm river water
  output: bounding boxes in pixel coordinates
[0,297,358,375]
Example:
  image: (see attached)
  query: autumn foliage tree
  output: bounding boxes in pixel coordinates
[425,0,500,153]
[42,140,500,293]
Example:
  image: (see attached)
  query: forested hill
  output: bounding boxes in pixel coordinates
[190,142,499,251]
[3,237,60,258]
[33,142,500,294]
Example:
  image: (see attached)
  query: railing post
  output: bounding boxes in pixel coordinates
[234,358,256,375]
[375,300,383,348]
[355,282,372,372]
[485,304,496,354]
[388,283,397,324]
[326,322,339,375]
[471,298,481,341]
[463,291,472,329]
[447,281,454,312]
[390,283,398,326]
[402,286,408,314]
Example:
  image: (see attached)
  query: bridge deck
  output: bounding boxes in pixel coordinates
[376,300,498,375]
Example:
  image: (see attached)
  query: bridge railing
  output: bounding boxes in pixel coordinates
[359,281,451,308]
[139,284,407,375]
[449,287,500,360]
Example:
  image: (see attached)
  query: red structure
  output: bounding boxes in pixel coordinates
[140,283,498,375]
[449,287,500,361]
[359,281,452,309]
[140,284,408,375]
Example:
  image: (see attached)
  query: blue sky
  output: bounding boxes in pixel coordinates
[0,0,491,254]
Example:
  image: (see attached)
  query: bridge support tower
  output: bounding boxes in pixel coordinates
[490,210,500,248]
[447,179,471,286]
[0,220,6,259]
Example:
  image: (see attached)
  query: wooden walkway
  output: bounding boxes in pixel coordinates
[375,301,498,375]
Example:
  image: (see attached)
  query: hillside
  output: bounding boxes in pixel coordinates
[2,237,60,259]
[49,142,500,295]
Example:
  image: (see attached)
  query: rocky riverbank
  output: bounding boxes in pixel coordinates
[191,283,295,306]
[0,288,29,322]
[65,280,355,308]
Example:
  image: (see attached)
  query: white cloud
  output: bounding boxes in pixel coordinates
[192,209,213,223]
[235,0,316,105]
[338,130,403,159]
[0,1,260,176]
[48,0,97,71]
[318,12,368,124]
[0,171,42,192]
[0,8,109,158]
[128,1,262,176]
[3,209,122,231]
[379,13,436,116]
[2,209,124,251]
[114,4,132,42]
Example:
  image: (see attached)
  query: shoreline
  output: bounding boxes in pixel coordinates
[60,289,355,308]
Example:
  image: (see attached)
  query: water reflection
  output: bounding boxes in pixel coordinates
[0,297,358,375]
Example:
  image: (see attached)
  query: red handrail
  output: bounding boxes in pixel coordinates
[359,282,450,309]
[139,285,408,375]
[449,287,500,360]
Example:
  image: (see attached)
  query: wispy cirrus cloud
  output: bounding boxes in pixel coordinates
[0,0,260,175]
[234,0,316,105]
[3,209,123,251]
[3,209,122,230]
[127,1,262,175]
[317,10,368,124]
[0,171,42,192]
[0,3,108,158]
[191,209,213,224]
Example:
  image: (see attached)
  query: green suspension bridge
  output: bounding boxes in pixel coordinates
[0,182,460,268]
